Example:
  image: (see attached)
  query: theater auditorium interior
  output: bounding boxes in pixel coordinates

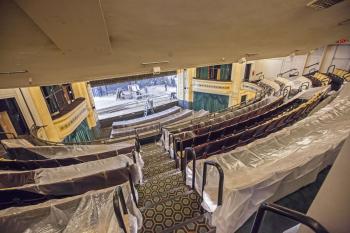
[0,1,350,233]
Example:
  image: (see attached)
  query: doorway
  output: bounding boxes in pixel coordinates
[0,98,29,139]
[244,63,252,82]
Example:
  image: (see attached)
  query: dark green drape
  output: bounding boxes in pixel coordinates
[196,67,209,79]
[193,92,229,113]
[197,64,232,81]
[63,119,94,143]
[220,64,232,81]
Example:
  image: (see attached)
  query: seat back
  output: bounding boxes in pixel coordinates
[223,134,240,150]
[194,144,208,158]
[193,133,209,146]
[208,129,223,141]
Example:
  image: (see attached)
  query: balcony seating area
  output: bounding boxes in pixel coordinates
[1,138,135,160]
[0,154,141,210]
[258,78,281,95]
[162,98,264,150]
[188,90,325,160]
[110,108,206,141]
[0,79,344,233]
[185,83,350,233]
[172,96,285,158]
[112,106,181,129]
[330,67,350,81]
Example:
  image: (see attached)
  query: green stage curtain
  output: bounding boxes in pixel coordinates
[196,67,209,79]
[63,119,94,143]
[220,64,232,81]
[193,92,229,113]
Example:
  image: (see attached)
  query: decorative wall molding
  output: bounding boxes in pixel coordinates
[52,99,88,139]
[241,82,262,92]
[192,79,232,95]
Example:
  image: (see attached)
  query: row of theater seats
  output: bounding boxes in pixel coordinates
[0,140,139,210]
[173,97,285,156]
[330,67,350,81]
[162,97,268,150]
[169,97,274,143]
[188,90,324,159]
[171,98,266,134]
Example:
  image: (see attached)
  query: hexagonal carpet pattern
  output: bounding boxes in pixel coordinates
[139,191,202,233]
[137,143,215,233]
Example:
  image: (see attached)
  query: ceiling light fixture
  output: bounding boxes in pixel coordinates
[141,61,169,66]
[0,70,28,75]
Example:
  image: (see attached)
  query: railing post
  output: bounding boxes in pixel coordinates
[326,64,335,74]
[126,162,137,205]
[113,186,128,233]
[184,147,197,190]
[131,149,137,164]
[201,161,224,207]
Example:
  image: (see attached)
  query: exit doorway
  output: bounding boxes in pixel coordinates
[0,98,29,139]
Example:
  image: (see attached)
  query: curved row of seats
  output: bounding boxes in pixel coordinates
[161,97,269,150]
[188,90,325,159]
[110,108,194,139]
[330,67,350,81]
[0,138,140,210]
[173,97,285,156]
[168,97,276,143]
[0,154,139,210]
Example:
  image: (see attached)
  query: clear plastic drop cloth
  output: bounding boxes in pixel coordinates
[3,139,135,160]
[111,109,193,138]
[112,106,181,129]
[186,83,350,233]
[0,182,142,233]
[0,155,142,195]
[161,110,209,149]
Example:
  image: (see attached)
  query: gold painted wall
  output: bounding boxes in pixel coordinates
[27,86,61,141]
[71,82,97,128]
[179,63,257,109]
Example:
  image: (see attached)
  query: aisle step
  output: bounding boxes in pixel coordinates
[143,153,171,166]
[137,172,186,201]
[139,186,190,208]
[143,160,176,179]
[161,214,215,233]
[139,191,202,233]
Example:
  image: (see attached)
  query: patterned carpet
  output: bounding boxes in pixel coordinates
[136,143,215,233]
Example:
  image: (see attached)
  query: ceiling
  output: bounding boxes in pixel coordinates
[0,0,349,88]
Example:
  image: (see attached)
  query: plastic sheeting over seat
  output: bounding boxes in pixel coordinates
[1,139,136,160]
[186,83,350,233]
[0,183,142,233]
[0,155,141,209]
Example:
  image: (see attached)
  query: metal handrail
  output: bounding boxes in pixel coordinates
[163,97,261,133]
[202,161,224,207]
[326,65,336,74]
[184,147,197,190]
[30,125,115,146]
[113,186,128,233]
[173,137,180,169]
[278,68,298,77]
[250,203,329,233]
[290,70,300,77]
[305,62,319,69]
[308,68,318,76]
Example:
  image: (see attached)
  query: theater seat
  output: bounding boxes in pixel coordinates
[222,134,240,151]
[193,133,209,146]
[208,129,223,141]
